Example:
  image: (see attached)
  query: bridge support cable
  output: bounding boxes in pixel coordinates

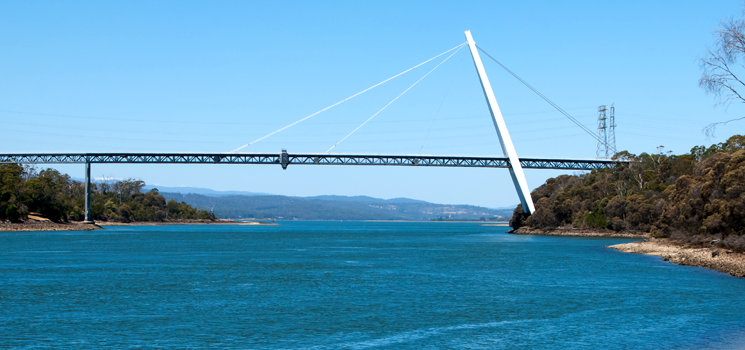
[419,52,467,154]
[475,45,617,156]
[465,30,536,214]
[229,42,467,153]
[325,44,465,154]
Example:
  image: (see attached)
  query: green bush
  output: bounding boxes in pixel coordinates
[584,210,608,229]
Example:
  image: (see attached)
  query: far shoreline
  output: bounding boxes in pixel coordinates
[0,219,277,232]
[97,220,277,226]
[1,219,508,232]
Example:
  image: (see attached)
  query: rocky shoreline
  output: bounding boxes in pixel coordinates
[509,227,649,238]
[0,221,102,232]
[509,227,745,278]
[608,239,745,278]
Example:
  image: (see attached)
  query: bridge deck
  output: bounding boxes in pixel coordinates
[0,152,627,170]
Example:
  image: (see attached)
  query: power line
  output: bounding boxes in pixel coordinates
[475,45,610,150]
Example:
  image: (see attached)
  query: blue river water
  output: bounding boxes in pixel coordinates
[1,221,745,349]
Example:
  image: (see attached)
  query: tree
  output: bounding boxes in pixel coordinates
[25,169,73,222]
[0,164,27,221]
[699,15,745,136]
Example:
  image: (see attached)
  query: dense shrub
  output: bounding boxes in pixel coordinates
[0,165,215,223]
[511,135,745,251]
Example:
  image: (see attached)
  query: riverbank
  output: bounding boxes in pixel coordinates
[0,221,102,232]
[509,226,649,238]
[0,219,277,231]
[97,219,277,226]
[608,239,745,278]
[509,227,745,278]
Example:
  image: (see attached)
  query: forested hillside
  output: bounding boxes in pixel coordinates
[0,164,214,223]
[510,135,745,251]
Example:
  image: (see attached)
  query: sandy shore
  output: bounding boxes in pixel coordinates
[510,227,649,238]
[608,239,745,278]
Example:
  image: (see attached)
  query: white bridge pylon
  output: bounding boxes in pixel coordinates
[464,30,536,214]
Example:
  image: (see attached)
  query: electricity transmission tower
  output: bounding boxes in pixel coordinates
[596,104,616,159]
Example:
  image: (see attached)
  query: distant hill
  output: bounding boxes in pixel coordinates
[143,185,269,197]
[160,193,512,221]
[304,195,428,204]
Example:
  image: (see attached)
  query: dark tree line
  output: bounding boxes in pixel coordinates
[0,164,214,223]
[510,135,745,251]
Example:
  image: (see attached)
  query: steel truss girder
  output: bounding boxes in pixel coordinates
[0,152,626,170]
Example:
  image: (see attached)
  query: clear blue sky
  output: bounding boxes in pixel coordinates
[1,1,743,208]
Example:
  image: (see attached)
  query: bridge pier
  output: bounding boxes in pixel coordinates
[465,30,536,214]
[83,161,94,224]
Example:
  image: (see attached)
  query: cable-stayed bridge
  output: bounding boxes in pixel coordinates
[0,31,628,222]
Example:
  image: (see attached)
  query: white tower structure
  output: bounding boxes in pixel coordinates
[464,30,535,214]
